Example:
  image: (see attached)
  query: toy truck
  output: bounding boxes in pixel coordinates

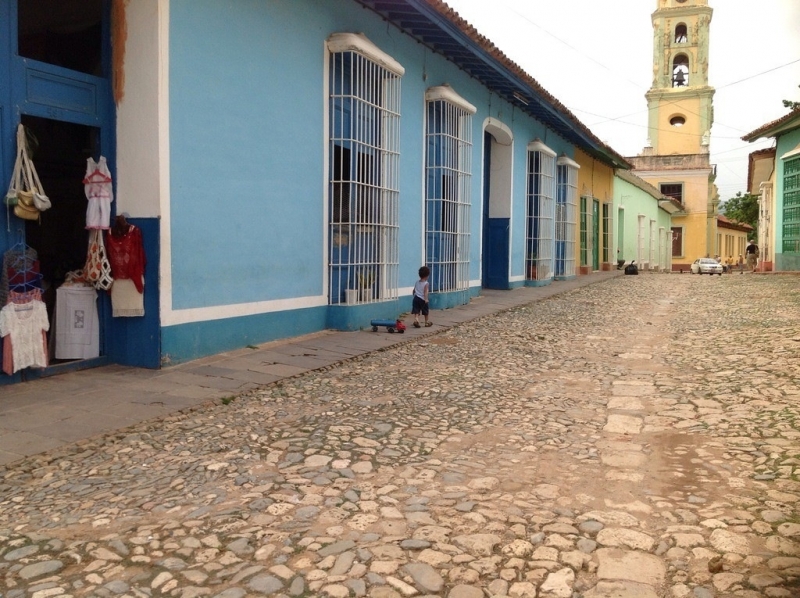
[370,318,406,333]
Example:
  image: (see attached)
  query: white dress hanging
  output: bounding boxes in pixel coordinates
[84,156,113,230]
[0,300,49,372]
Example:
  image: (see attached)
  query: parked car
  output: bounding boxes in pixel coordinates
[691,258,723,275]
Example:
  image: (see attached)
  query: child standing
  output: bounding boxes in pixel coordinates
[412,266,431,328]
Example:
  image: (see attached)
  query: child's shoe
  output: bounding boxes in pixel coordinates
[413,322,421,328]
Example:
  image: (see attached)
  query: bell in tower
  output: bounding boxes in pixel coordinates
[672,55,689,87]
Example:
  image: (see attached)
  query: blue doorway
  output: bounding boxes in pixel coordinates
[481,126,512,289]
[1,0,115,382]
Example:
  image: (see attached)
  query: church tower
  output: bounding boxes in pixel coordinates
[629,0,718,270]
[647,0,714,155]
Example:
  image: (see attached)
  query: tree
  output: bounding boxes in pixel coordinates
[783,84,799,110]
[721,192,758,235]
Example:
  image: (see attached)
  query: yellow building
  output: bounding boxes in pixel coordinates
[627,0,719,269]
[575,149,615,272]
[717,216,753,268]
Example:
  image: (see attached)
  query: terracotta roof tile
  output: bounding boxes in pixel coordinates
[742,107,800,141]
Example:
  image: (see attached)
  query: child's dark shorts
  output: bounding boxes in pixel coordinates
[411,296,428,316]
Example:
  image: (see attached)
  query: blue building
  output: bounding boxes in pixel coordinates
[0,0,629,381]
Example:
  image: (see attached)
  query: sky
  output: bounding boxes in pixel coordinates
[444,0,800,203]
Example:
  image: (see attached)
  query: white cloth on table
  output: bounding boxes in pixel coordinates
[0,300,49,372]
[55,285,99,360]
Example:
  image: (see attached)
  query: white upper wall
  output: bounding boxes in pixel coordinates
[116,0,162,218]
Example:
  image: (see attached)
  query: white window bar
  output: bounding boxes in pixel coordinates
[424,86,475,293]
[650,219,657,270]
[525,140,556,282]
[555,156,579,278]
[637,214,646,266]
[327,35,402,305]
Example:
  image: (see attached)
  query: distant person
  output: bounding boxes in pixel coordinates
[411,266,431,328]
[745,241,758,272]
[738,254,744,274]
[725,256,733,273]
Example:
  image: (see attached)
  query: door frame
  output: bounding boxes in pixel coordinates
[0,0,115,382]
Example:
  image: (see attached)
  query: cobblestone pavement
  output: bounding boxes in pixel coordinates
[2,273,800,598]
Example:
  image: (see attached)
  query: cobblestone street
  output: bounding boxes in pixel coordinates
[2,273,800,598]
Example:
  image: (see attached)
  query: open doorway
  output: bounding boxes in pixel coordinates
[21,115,105,363]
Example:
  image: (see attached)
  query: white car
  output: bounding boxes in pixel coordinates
[691,258,723,275]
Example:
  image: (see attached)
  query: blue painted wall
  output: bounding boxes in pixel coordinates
[163,0,580,363]
[106,218,161,368]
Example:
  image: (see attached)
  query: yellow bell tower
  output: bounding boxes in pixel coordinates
[629,0,719,269]
[648,0,714,155]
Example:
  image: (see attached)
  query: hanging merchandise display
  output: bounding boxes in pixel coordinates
[84,229,114,291]
[0,284,49,374]
[1,240,49,374]
[4,124,51,226]
[1,242,41,308]
[84,156,113,230]
[106,214,146,317]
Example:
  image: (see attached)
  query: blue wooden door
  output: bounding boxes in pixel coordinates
[482,132,510,289]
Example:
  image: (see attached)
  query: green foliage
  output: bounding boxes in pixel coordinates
[721,192,759,235]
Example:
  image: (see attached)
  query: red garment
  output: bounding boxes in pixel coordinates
[105,225,145,293]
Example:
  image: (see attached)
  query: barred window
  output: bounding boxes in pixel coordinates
[328,34,403,304]
[525,140,555,282]
[579,196,590,267]
[660,183,683,203]
[783,156,800,254]
[650,219,657,268]
[424,86,475,293]
[555,156,579,278]
[602,203,611,264]
[671,226,683,257]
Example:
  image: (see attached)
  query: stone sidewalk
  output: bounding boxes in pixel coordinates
[0,271,620,466]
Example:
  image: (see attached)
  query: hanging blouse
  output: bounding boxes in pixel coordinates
[0,300,49,372]
[106,224,145,293]
[84,156,114,230]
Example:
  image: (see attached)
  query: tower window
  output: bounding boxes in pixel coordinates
[670,115,686,127]
[675,24,688,44]
[661,183,683,203]
[672,54,689,87]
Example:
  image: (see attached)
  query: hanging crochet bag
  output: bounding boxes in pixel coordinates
[85,229,114,290]
[4,128,25,210]
[18,124,51,212]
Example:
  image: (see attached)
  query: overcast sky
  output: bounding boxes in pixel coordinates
[444,0,800,202]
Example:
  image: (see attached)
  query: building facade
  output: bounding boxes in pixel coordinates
[614,170,680,272]
[627,0,719,270]
[743,109,800,271]
[716,216,752,267]
[0,0,632,383]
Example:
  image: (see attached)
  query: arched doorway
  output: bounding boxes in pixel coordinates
[481,118,513,289]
